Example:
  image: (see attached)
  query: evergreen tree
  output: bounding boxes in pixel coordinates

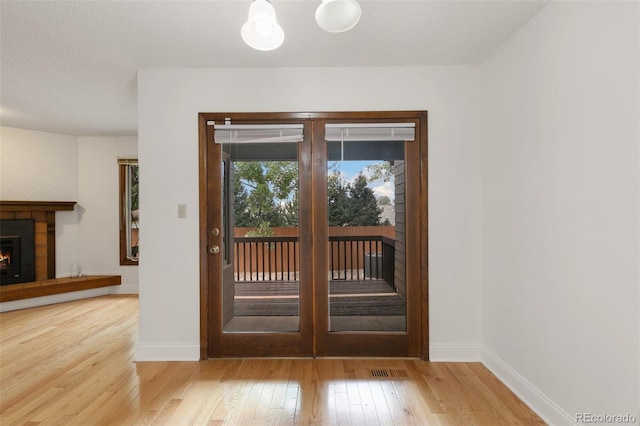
[347,174,381,226]
[328,173,351,226]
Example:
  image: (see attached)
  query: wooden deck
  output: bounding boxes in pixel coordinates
[234,279,406,316]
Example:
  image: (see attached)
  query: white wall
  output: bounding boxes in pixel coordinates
[0,126,80,282]
[480,2,639,424]
[0,128,139,311]
[76,137,139,293]
[0,126,77,201]
[136,66,484,360]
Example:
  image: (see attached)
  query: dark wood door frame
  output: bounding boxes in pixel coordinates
[199,114,314,358]
[198,111,429,360]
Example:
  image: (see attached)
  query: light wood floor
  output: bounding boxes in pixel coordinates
[0,295,544,425]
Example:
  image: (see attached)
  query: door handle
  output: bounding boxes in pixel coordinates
[209,245,220,255]
[211,228,220,236]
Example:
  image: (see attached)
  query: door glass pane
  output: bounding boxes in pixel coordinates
[222,143,300,333]
[327,140,407,332]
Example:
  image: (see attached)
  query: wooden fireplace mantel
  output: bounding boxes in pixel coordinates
[0,201,77,212]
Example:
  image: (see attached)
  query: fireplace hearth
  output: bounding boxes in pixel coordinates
[0,219,35,285]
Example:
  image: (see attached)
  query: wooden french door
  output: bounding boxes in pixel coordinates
[199,111,428,359]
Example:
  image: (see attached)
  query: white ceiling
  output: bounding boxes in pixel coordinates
[0,0,547,136]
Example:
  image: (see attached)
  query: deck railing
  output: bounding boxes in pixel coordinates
[234,235,395,288]
[234,236,299,282]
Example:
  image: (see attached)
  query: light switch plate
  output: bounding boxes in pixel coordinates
[178,204,187,218]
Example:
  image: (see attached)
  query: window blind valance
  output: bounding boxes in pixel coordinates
[210,122,414,144]
[213,123,304,144]
[324,123,415,142]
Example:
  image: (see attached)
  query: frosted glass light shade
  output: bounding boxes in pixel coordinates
[241,0,284,51]
[315,0,361,33]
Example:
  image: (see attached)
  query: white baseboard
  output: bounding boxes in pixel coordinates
[429,344,482,361]
[110,284,138,294]
[482,348,576,426]
[135,343,201,362]
[0,287,112,312]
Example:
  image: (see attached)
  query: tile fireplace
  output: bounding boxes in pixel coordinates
[0,219,36,285]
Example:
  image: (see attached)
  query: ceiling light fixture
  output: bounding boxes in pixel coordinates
[241,0,284,51]
[315,0,362,33]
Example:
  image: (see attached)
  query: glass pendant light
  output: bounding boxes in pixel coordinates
[315,0,361,33]
[241,0,284,51]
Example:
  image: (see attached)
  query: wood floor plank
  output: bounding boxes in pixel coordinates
[356,379,381,425]
[466,362,546,425]
[0,295,544,425]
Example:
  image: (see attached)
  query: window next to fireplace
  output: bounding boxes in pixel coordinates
[0,219,36,285]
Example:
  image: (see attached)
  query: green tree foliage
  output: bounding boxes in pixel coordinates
[233,162,382,229]
[365,161,392,183]
[233,171,252,228]
[327,173,351,226]
[130,165,139,211]
[347,174,381,226]
[377,195,392,206]
[328,172,381,226]
[233,162,298,228]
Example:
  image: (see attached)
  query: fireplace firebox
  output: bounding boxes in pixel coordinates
[0,220,35,285]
